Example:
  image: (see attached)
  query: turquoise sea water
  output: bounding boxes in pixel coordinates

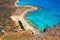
[17,0,60,31]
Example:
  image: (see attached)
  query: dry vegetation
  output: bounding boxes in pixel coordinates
[1,25,60,40]
[0,0,60,40]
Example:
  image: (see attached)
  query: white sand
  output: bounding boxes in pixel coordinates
[15,0,19,6]
[10,0,40,34]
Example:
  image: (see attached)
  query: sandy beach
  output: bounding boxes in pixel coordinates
[10,6,40,34]
[10,0,40,34]
[0,0,60,40]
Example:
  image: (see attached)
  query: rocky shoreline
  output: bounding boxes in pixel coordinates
[0,0,60,40]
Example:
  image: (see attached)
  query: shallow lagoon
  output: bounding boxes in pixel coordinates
[17,0,60,31]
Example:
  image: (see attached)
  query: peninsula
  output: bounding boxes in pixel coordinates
[0,0,60,40]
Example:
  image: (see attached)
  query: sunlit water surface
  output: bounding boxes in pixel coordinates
[17,0,60,31]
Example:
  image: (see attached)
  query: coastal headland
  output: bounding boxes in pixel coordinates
[0,0,60,40]
[10,5,39,34]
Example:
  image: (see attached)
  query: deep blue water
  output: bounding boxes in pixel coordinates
[17,0,60,31]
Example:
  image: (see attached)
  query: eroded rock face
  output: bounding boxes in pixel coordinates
[0,0,16,9]
[2,24,60,40]
[43,24,60,36]
[0,0,30,33]
[0,0,17,32]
